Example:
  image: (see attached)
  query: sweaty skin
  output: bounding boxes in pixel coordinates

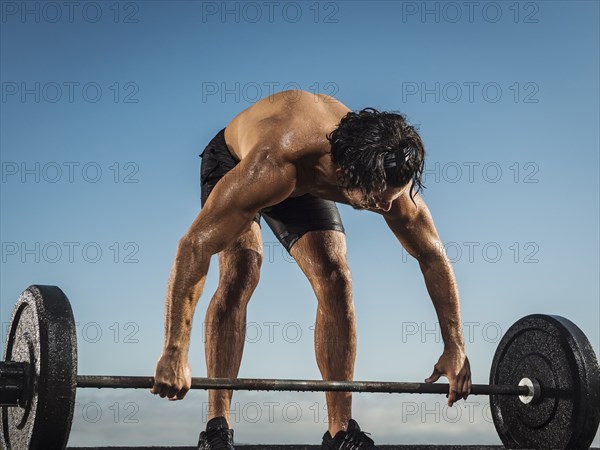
[150,90,471,435]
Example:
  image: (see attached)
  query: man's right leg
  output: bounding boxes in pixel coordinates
[204,221,263,423]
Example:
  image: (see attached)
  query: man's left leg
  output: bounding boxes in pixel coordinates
[261,195,377,448]
[290,230,356,437]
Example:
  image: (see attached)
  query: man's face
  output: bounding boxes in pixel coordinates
[345,183,410,212]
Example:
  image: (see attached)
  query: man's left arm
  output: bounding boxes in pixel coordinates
[380,192,472,406]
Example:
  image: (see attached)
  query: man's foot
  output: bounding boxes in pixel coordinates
[321,419,379,449]
[198,416,234,450]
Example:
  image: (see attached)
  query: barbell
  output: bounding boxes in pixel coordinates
[0,285,598,449]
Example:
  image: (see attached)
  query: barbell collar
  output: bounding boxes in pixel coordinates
[0,361,28,407]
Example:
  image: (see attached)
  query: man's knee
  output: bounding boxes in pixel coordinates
[218,249,262,298]
[313,261,353,311]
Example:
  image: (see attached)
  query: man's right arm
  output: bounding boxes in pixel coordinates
[151,150,296,400]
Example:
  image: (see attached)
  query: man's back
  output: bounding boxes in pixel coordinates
[224,90,351,164]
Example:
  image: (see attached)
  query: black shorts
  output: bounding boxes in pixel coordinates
[199,128,345,253]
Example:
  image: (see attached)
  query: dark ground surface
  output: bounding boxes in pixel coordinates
[68,447,600,450]
[68,447,504,449]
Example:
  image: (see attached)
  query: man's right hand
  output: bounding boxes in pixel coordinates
[150,352,192,400]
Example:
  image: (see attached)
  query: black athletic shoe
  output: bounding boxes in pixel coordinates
[321,419,378,449]
[198,416,234,450]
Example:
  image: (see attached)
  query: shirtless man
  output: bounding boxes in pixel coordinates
[151,90,471,450]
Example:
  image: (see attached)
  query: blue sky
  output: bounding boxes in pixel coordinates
[1,0,598,446]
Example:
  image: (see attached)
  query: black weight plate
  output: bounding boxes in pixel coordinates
[490,314,600,449]
[0,285,77,450]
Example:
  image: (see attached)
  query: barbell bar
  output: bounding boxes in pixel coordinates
[0,364,535,398]
[77,375,535,396]
[0,285,598,450]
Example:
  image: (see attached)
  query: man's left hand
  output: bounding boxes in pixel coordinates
[424,347,471,406]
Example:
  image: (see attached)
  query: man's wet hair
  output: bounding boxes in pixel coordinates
[327,108,426,205]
